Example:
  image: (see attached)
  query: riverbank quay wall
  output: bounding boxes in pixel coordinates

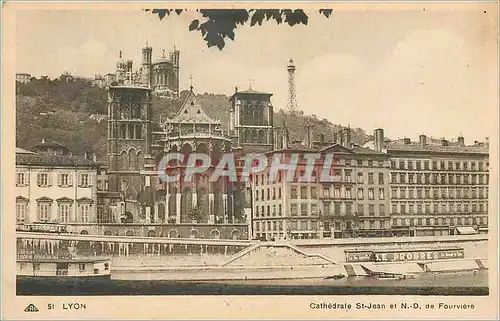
[17,232,487,268]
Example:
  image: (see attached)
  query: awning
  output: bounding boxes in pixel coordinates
[456,226,477,235]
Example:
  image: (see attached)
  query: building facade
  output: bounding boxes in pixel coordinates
[373,131,490,237]
[250,129,391,241]
[16,73,31,84]
[15,148,99,232]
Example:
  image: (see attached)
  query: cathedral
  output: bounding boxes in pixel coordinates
[114,45,180,98]
[100,48,278,239]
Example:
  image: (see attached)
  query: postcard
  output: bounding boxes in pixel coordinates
[2,2,498,319]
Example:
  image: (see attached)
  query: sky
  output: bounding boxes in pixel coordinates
[15,4,498,143]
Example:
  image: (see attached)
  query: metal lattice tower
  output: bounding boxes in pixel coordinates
[287,58,298,114]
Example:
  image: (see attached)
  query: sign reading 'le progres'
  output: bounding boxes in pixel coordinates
[345,248,465,263]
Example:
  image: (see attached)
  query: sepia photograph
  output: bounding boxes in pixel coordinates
[2,1,498,319]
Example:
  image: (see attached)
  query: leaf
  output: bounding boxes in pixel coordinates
[152,9,169,20]
[319,9,333,18]
[189,19,200,31]
[175,9,183,15]
[250,10,265,26]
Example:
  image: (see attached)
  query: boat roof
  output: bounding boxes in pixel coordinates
[17,257,111,263]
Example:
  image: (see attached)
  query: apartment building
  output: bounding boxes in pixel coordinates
[372,129,490,237]
[15,147,99,230]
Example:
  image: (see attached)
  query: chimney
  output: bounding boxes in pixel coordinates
[374,128,384,152]
[92,153,97,162]
[457,136,465,147]
[333,132,338,145]
[441,139,449,146]
[319,133,325,146]
[306,124,314,148]
[403,138,411,145]
[419,134,427,147]
[339,130,344,146]
[343,127,351,148]
[84,151,88,159]
[282,127,289,149]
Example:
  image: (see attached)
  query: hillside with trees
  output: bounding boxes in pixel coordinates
[16,77,372,161]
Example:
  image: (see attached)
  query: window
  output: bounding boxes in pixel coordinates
[267,189,270,200]
[33,263,40,270]
[290,204,298,216]
[409,189,414,199]
[368,160,373,167]
[391,188,397,199]
[261,189,264,200]
[255,191,259,201]
[368,173,374,184]
[424,161,429,170]
[59,173,70,186]
[369,204,375,216]
[334,188,341,199]
[378,173,384,185]
[345,203,352,215]
[401,204,406,214]
[278,188,282,199]
[399,160,405,169]
[357,160,363,166]
[80,174,89,187]
[417,203,423,213]
[80,203,90,223]
[300,186,307,199]
[291,187,298,199]
[425,174,430,184]
[432,161,437,170]
[16,202,27,222]
[409,204,414,214]
[272,188,276,200]
[59,203,71,222]
[311,204,318,216]
[79,264,86,271]
[345,170,352,182]
[379,188,385,200]
[416,161,421,170]
[399,173,406,184]
[408,161,413,170]
[357,188,364,199]
[463,162,468,170]
[391,204,397,214]
[37,173,49,187]
[379,204,385,215]
[16,173,27,186]
[417,189,422,199]
[391,161,396,169]
[425,189,430,198]
[278,204,282,216]
[345,188,352,199]
[357,172,364,183]
[391,173,397,184]
[334,202,341,215]
[310,187,317,199]
[425,203,430,213]
[38,202,51,221]
[357,204,364,215]
[368,188,374,200]
[323,187,330,198]
[301,204,308,216]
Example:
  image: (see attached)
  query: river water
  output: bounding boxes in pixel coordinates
[17,270,488,296]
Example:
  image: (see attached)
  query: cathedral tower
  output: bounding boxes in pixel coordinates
[107,85,152,223]
[229,86,274,153]
[141,44,153,87]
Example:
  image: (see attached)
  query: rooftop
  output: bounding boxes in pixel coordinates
[385,141,489,154]
[16,153,99,167]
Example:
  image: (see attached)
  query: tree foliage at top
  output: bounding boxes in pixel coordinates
[145,9,333,50]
